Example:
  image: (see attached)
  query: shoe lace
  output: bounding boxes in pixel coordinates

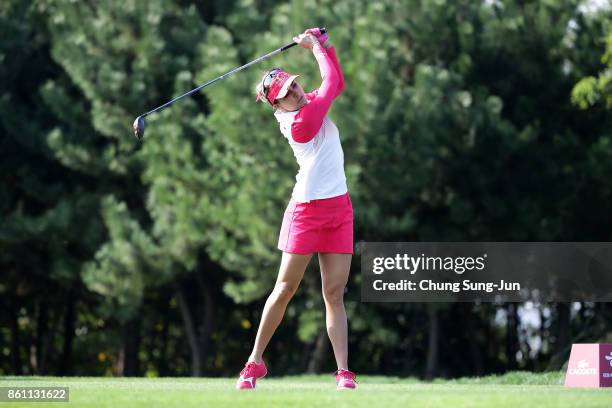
[334,369,358,383]
[240,361,259,377]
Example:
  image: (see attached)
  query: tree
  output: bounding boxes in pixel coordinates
[0,0,105,375]
[572,25,612,108]
[3,0,612,378]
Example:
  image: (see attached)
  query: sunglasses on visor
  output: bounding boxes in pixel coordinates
[262,68,282,98]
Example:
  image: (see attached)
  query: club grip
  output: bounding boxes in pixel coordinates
[281,27,327,52]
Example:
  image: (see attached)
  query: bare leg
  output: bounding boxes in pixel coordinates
[318,252,352,370]
[248,252,312,363]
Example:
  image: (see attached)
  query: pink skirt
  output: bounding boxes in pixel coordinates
[278,192,354,255]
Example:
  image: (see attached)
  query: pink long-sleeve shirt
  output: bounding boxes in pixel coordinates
[290,44,345,143]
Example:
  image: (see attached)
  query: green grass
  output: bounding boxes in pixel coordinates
[2,371,611,407]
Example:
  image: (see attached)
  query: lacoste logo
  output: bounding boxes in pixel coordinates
[605,352,612,367]
[569,359,597,376]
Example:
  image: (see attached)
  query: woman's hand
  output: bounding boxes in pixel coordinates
[292,33,319,49]
[304,27,329,47]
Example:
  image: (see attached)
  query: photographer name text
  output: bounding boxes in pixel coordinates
[372,279,521,293]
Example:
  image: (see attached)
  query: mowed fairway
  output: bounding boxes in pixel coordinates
[2,372,611,408]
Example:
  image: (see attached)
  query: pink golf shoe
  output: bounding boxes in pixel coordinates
[335,369,357,390]
[235,361,267,389]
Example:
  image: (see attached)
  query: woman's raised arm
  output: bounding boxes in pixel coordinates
[305,28,345,98]
[290,34,340,143]
[325,46,345,97]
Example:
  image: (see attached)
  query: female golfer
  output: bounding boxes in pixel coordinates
[235,28,356,390]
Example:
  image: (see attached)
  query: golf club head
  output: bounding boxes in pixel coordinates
[133,116,145,140]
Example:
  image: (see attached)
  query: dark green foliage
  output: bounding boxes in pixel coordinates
[1,0,611,377]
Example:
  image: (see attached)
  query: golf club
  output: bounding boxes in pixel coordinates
[132,28,326,139]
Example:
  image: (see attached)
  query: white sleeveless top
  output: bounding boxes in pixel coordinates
[274,109,348,203]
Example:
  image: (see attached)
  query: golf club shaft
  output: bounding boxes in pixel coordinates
[140,30,324,118]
